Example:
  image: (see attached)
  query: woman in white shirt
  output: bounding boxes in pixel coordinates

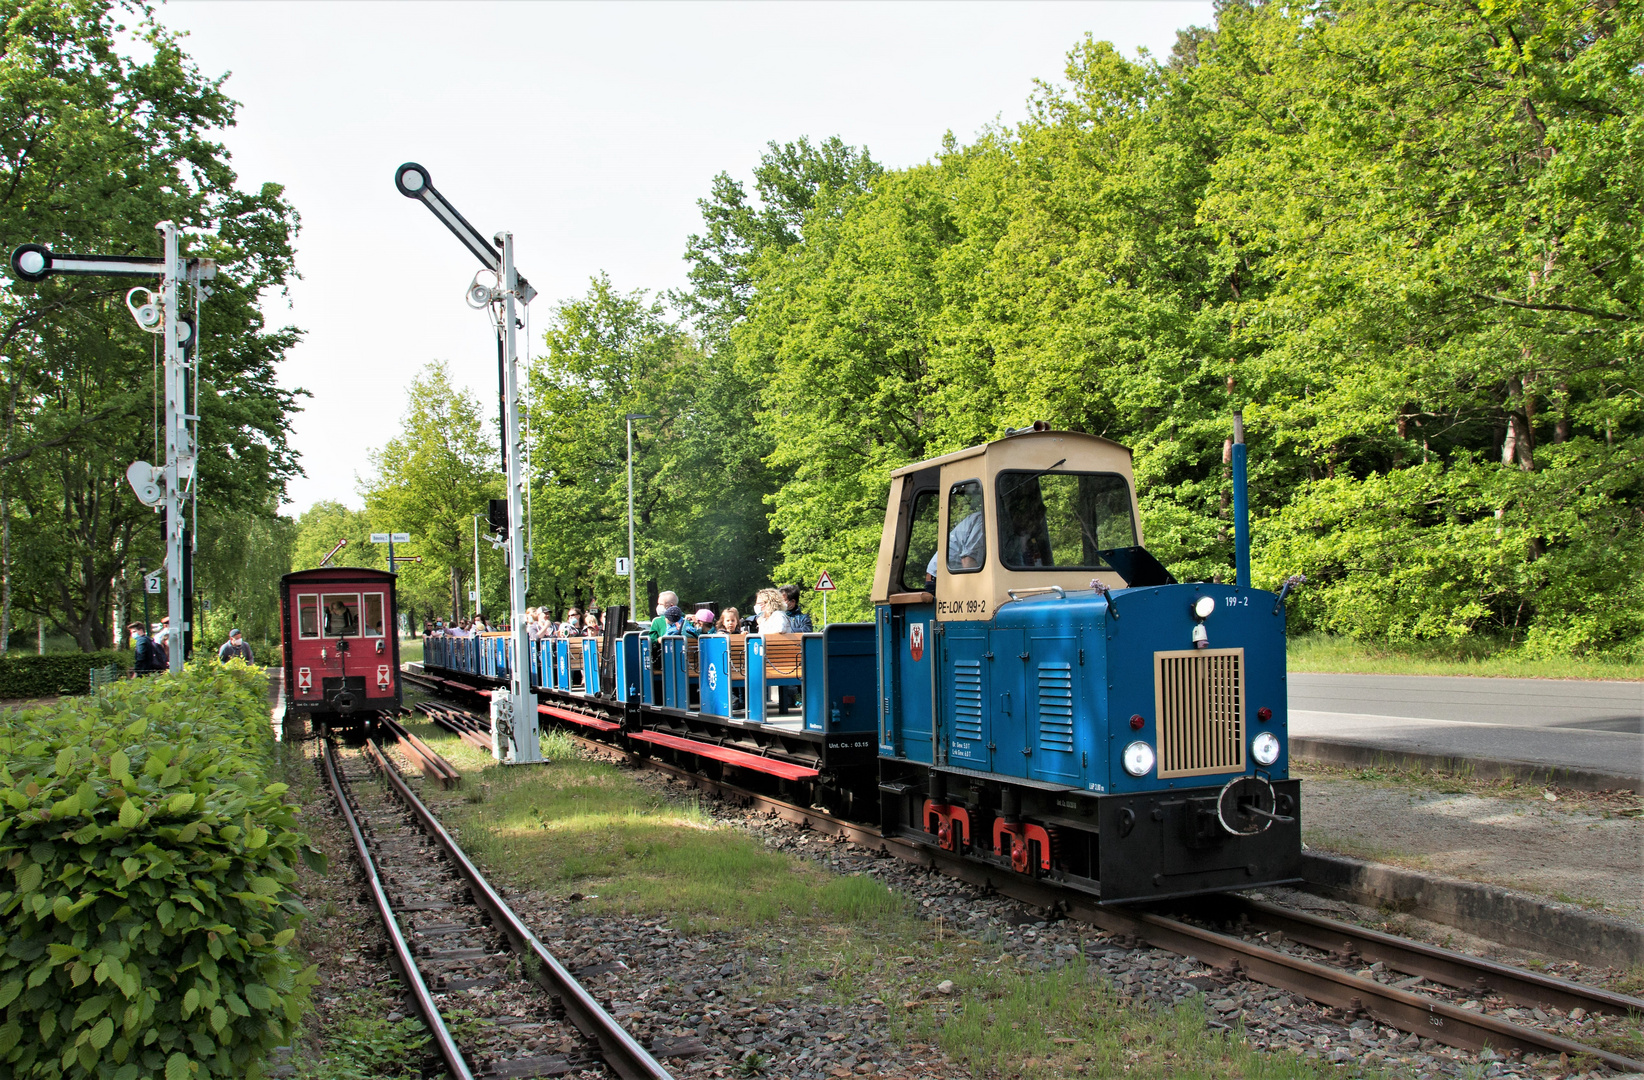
[755,588,792,634]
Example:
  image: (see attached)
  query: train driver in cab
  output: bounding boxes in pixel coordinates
[925,481,986,587]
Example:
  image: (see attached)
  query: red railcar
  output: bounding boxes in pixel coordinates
[280,567,401,726]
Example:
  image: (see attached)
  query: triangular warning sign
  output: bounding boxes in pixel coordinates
[814,570,836,591]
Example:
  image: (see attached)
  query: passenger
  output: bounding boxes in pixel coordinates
[755,589,792,634]
[925,504,986,586]
[582,611,602,637]
[660,604,688,637]
[717,607,742,635]
[156,616,171,667]
[322,595,355,634]
[217,628,255,664]
[561,609,580,638]
[780,584,814,633]
[472,613,489,634]
[647,591,680,644]
[693,609,716,634]
[130,622,163,675]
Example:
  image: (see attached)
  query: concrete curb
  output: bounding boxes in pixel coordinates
[1300,851,1644,968]
[1291,736,1642,793]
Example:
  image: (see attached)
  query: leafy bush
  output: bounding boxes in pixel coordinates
[0,653,129,699]
[0,662,320,1079]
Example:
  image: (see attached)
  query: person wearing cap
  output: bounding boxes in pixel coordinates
[218,628,255,664]
[659,604,690,637]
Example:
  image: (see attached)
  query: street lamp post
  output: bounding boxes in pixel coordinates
[472,514,483,618]
[625,413,651,619]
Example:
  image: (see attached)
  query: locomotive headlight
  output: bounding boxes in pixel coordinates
[1122,740,1156,777]
[1193,595,1216,620]
[1251,731,1281,766]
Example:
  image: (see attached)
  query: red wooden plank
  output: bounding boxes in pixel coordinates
[628,730,820,781]
[539,704,620,732]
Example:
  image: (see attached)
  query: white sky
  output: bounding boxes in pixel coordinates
[156,1,1213,513]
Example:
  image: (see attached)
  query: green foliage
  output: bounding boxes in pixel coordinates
[0,663,319,1078]
[287,984,431,1080]
[0,0,303,651]
[0,651,127,699]
[526,276,779,617]
[289,503,379,575]
[194,512,297,652]
[359,362,499,623]
[712,2,1643,653]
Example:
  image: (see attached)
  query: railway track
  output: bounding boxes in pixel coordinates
[398,691,1643,1073]
[319,735,672,1079]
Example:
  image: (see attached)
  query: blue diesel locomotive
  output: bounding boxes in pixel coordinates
[421,425,1302,903]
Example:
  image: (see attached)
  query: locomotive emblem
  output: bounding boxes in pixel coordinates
[376,664,391,690]
[910,622,925,662]
[706,663,717,691]
[297,666,312,691]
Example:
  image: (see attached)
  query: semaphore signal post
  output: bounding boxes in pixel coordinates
[394,163,540,765]
[11,225,215,673]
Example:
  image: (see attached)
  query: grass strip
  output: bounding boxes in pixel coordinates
[1287,633,1642,680]
[398,703,1372,1078]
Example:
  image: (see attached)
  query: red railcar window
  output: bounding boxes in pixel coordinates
[363,594,385,638]
[322,594,361,637]
[297,595,320,639]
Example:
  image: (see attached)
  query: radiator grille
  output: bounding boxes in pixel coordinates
[952,661,984,740]
[1036,663,1075,752]
[1154,648,1245,778]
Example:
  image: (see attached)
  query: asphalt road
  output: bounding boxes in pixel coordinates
[1288,672,1644,781]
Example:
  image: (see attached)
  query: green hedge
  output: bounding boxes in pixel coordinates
[0,653,128,699]
[0,662,320,1079]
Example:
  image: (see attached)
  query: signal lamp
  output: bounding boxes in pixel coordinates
[1251,732,1281,766]
[1257,706,1273,723]
[1129,714,1145,731]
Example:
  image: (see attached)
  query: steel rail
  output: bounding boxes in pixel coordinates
[528,715,1644,1072]
[379,711,462,788]
[360,737,673,1080]
[319,738,475,1080]
[1209,895,1644,1019]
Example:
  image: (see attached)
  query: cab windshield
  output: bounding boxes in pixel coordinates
[994,470,1136,570]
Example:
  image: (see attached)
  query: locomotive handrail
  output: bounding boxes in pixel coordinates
[1005,585,1066,602]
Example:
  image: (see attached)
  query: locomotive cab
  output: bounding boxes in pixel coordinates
[873,428,1301,903]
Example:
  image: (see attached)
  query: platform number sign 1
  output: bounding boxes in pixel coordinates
[616,556,631,577]
[814,570,835,628]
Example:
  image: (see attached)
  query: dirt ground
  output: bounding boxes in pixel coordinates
[1295,762,1644,925]
[0,696,60,714]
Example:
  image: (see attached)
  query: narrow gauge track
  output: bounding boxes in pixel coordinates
[319,736,672,1080]
[402,689,1644,1074]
